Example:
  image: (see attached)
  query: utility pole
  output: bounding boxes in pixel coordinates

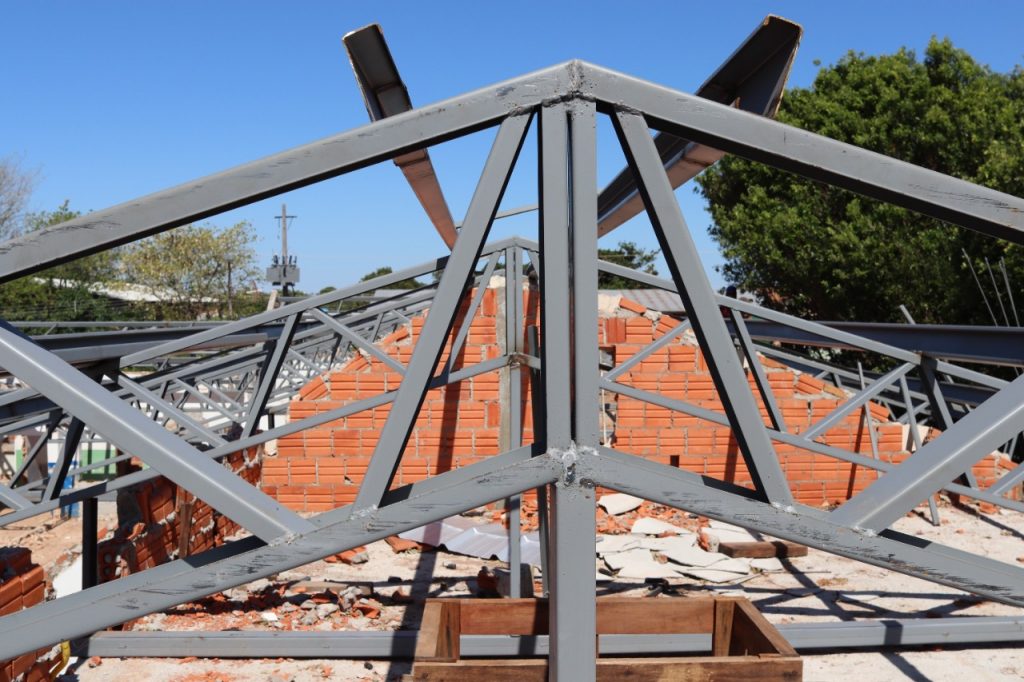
[265,203,300,301]
[225,256,234,318]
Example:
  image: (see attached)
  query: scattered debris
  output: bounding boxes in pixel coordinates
[597,493,643,516]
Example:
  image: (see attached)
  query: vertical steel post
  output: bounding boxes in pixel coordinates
[504,246,523,597]
[541,100,597,682]
[82,497,98,590]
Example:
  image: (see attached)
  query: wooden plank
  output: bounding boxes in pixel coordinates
[415,601,461,662]
[733,598,794,655]
[718,540,807,558]
[452,597,713,635]
[712,598,735,657]
[412,656,802,681]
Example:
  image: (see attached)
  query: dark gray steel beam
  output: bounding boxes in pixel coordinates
[597,15,801,235]
[0,324,313,542]
[82,615,1024,657]
[241,313,300,439]
[343,24,458,248]
[739,320,1024,367]
[587,64,1024,243]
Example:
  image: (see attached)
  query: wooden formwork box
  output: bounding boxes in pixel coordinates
[409,596,801,681]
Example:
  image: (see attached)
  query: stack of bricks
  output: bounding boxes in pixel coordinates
[96,447,262,583]
[269,287,518,511]
[270,285,1015,511]
[0,548,59,682]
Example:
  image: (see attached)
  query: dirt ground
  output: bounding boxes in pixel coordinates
[24,501,1024,681]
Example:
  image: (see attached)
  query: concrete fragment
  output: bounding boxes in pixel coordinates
[316,603,340,618]
[616,559,681,580]
[603,548,651,571]
[661,545,730,568]
[598,493,643,515]
[631,517,687,536]
[259,611,279,623]
[248,578,271,592]
[595,534,643,554]
[638,535,696,552]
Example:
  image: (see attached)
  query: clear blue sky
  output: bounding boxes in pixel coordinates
[3,1,1023,293]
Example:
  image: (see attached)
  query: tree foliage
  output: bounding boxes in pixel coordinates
[119,222,261,319]
[697,38,1024,323]
[0,155,36,240]
[598,241,659,289]
[0,202,120,324]
[360,266,425,289]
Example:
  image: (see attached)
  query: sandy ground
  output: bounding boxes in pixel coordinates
[34,502,1024,681]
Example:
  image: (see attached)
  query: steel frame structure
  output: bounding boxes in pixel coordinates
[0,19,1022,680]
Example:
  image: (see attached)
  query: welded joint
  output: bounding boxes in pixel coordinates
[547,442,598,490]
[771,500,797,514]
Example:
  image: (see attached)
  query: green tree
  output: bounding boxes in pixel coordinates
[598,241,659,288]
[119,222,261,319]
[697,38,1024,323]
[360,266,425,289]
[0,201,120,325]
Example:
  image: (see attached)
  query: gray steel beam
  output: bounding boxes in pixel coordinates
[739,320,1024,367]
[241,313,300,439]
[309,309,405,374]
[597,15,801,236]
[82,615,1024,657]
[353,112,531,511]
[604,319,692,382]
[0,323,312,542]
[343,24,459,248]
[117,375,226,445]
[587,64,1024,243]
[0,64,574,282]
[0,448,559,659]
[612,108,793,506]
[831,373,1024,531]
[802,363,913,441]
[730,309,786,432]
[587,447,1024,606]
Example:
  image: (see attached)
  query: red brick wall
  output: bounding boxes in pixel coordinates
[268,288,521,510]
[96,447,262,582]
[268,287,1012,511]
[0,548,59,682]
